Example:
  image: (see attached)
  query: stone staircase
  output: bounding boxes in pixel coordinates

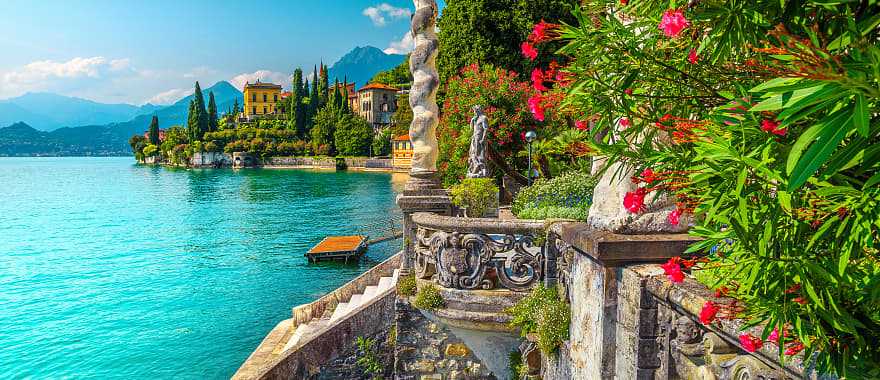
[281,270,399,352]
[233,255,401,380]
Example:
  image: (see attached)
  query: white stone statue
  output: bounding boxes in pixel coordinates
[467,105,489,178]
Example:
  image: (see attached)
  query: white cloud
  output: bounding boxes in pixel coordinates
[363,3,411,27]
[384,31,415,54]
[146,88,191,105]
[109,58,131,71]
[229,70,292,91]
[3,56,110,85]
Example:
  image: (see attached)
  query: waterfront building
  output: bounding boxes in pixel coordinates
[391,133,412,170]
[357,83,398,133]
[242,80,283,121]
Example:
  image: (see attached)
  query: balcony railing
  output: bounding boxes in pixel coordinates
[411,212,548,292]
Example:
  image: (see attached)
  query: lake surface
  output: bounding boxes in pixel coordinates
[0,157,405,379]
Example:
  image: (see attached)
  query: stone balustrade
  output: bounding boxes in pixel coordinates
[410,212,547,292]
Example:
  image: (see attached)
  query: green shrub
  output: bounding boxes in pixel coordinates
[507,284,570,355]
[512,171,596,220]
[355,336,383,375]
[516,205,588,221]
[396,274,417,297]
[412,284,445,310]
[450,178,499,218]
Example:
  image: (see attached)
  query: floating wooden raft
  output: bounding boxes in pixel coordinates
[306,235,368,263]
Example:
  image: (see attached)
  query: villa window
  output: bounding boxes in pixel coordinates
[252,107,256,115]
[263,107,267,114]
[263,94,267,102]
[274,94,278,102]
[251,94,256,102]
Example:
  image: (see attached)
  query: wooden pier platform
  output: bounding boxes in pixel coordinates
[306,235,368,263]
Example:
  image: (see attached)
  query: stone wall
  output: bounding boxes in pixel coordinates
[255,284,397,379]
[263,157,337,169]
[538,223,822,380]
[191,152,231,167]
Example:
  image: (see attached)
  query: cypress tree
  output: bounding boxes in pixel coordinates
[148,115,160,145]
[319,63,329,108]
[232,99,240,116]
[207,91,218,133]
[309,66,319,118]
[290,68,305,137]
[332,79,342,110]
[186,99,199,143]
[191,81,209,141]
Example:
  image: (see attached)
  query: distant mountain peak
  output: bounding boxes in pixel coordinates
[328,46,406,89]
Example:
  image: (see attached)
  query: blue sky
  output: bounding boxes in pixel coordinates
[0,0,445,105]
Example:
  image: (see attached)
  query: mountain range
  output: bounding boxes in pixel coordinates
[0,46,406,156]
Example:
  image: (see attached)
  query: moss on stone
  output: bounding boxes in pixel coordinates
[412,283,445,310]
[506,284,570,355]
[397,274,417,296]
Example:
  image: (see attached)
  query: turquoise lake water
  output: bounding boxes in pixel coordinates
[0,157,405,379]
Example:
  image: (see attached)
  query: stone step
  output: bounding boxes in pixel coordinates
[362,285,378,299]
[348,294,363,309]
[377,276,393,291]
[329,302,350,321]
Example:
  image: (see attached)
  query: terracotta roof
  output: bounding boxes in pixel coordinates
[359,83,399,92]
[393,134,410,141]
[244,81,282,90]
[280,91,292,98]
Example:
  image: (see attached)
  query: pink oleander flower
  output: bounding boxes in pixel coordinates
[624,88,633,95]
[658,9,690,38]
[575,120,589,131]
[521,42,538,61]
[528,94,545,121]
[761,119,786,136]
[619,117,631,129]
[529,20,558,43]
[668,209,682,226]
[768,328,780,344]
[688,49,699,64]
[623,187,647,214]
[699,301,719,325]
[640,168,656,183]
[739,333,763,352]
[531,68,548,91]
[660,257,685,283]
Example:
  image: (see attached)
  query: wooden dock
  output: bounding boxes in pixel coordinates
[306,235,368,263]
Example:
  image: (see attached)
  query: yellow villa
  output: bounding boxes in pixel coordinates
[391,134,413,171]
[242,80,283,121]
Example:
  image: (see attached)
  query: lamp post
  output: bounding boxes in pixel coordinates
[525,130,537,185]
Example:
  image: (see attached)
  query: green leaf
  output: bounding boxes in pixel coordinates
[854,93,869,137]
[787,110,854,190]
[864,172,880,189]
[750,83,828,112]
[839,248,851,277]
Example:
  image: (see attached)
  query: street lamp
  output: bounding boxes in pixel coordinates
[525,130,537,185]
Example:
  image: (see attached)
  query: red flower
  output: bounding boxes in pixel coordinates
[688,49,699,64]
[528,94,545,121]
[623,187,647,214]
[784,284,801,294]
[767,328,780,344]
[640,168,656,183]
[668,209,682,226]
[785,341,804,356]
[761,119,786,136]
[620,117,631,129]
[624,88,633,95]
[620,0,628,4]
[531,68,548,91]
[575,120,589,130]
[521,42,538,61]
[699,301,719,325]
[658,9,690,38]
[529,20,557,43]
[521,131,527,142]
[661,257,685,283]
[792,297,807,305]
[739,333,763,352]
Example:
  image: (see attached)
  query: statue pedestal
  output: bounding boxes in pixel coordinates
[397,171,451,275]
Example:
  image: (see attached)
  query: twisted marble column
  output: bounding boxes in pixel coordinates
[407,0,441,189]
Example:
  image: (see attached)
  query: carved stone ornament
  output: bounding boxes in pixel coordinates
[414,228,544,291]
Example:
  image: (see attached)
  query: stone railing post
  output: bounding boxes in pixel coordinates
[396,0,450,276]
